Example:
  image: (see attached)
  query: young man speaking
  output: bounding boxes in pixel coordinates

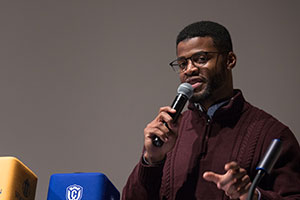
[123,21,300,200]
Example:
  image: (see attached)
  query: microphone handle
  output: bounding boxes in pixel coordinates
[247,170,265,200]
[256,139,282,174]
[152,94,188,147]
[247,139,282,200]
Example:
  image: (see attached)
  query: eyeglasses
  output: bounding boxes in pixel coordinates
[169,51,224,73]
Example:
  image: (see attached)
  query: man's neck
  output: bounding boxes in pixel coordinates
[201,89,233,111]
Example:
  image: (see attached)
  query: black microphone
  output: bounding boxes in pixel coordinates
[152,83,194,147]
[247,139,282,200]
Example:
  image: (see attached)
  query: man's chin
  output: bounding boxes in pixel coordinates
[190,90,210,103]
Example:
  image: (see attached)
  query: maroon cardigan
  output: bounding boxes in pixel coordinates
[123,90,300,199]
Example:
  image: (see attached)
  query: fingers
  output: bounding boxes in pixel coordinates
[231,176,251,198]
[203,162,252,200]
[144,106,177,154]
[225,173,251,199]
[225,161,239,171]
[157,106,176,124]
[145,106,177,141]
[203,171,222,184]
[223,167,247,186]
[143,106,179,163]
[158,106,176,115]
[145,123,169,142]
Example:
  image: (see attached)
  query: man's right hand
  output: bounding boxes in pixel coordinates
[143,106,181,164]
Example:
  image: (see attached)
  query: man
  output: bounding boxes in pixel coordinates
[122,21,300,199]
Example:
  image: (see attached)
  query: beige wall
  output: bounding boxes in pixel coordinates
[0,1,299,199]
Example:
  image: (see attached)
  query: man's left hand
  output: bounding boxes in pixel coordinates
[203,161,258,200]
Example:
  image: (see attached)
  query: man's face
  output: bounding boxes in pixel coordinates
[177,36,231,103]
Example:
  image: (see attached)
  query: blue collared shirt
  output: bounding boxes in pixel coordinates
[194,100,229,119]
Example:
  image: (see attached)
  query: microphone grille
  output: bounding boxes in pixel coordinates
[177,83,194,99]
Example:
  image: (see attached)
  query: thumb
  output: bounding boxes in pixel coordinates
[203,171,222,184]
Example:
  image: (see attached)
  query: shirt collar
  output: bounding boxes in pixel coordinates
[194,99,230,119]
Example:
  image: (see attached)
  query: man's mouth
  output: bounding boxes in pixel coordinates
[191,82,202,89]
[186,77,206,89]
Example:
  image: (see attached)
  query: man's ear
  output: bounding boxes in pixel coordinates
[226,52,237,70]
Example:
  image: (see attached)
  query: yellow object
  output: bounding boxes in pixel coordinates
[0,156,37,200]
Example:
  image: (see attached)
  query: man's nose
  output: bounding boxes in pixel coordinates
[184,59,199,75]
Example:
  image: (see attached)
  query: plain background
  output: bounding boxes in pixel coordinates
[0,1,299,199]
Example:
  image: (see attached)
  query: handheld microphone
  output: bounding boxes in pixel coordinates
[247,139,282,200]
[0,156,38,200]
[47,172,120,200]
[152,83,193,147]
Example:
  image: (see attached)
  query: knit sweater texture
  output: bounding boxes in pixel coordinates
[122,90,300,200]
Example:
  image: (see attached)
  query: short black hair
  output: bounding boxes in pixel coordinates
[176,21,233,52]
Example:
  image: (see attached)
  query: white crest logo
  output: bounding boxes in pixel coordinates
[66,184,83,200]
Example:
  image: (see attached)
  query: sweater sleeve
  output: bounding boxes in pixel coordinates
[257,127,300,199]
[122,156,164,200]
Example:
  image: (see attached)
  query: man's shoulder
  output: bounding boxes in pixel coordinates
[243,100,290,134]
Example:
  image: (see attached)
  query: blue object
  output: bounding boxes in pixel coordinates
[47,172,120,200]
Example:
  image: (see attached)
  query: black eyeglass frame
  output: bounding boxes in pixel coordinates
[169,51,227,73]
